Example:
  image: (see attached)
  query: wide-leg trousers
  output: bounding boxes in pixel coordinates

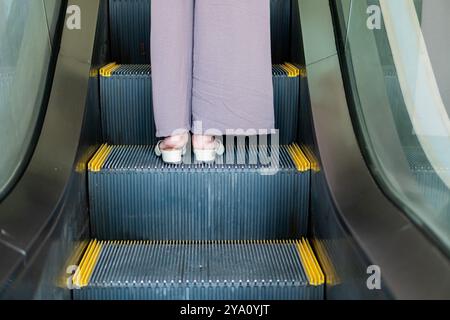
[151,0,275,137]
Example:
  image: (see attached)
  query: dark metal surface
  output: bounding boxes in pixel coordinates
[107,0,294,65]
[74,241,323,300]
[298,0,450,299]
[0,0,104,298]
[100,64,155,144]
[99,64,300,145]
[89,144,310,240]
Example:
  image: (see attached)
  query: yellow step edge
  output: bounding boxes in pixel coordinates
[288,144,311,172]
[89,68,99,78]
[312,239,340,286]
[100,62,119,77]
[87,144,106,171]
[284,62,300,77]
[283,63,297,77]
[88,144,112,172]
[76,145,101,173]
[100,62,120,77]
[296,238,325,286]
[99,63,115,76]
[304,239,325,285]
[280,63,296,77]
[56,240,90,288]
[298,66,307,78]
[73,240,95,288]
[279,64,292,77]
[81,241,103,287]
[301,145,320,172]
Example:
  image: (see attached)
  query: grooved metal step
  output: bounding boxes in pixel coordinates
[88,143,311,240]
[73,239,324,300]
[108,0,293,64]
[99,63,303,145]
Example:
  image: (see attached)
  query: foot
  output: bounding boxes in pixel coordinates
[155,133,189,164]
[159,133,189,151]
[192,135,225,162]
[192,135,216,150]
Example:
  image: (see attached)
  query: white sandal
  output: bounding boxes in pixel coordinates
[193,139,225,163]
[155,140,187,164]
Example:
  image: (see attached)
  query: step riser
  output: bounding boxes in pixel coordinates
[74,286,322,300]
[110,0,151,64]
[100,64,302,145]
[89,145,310,240]
[100,66,155,144]
[109,0,293,64]
[90,170,309,240]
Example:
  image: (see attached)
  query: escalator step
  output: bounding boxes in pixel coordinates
[270,0,292,64]
[100,64,155,144]
[99,63,302,145]
[109,0,151,64]
[72,239,324,300]
[108,0,293,64]
[88,143,311,240]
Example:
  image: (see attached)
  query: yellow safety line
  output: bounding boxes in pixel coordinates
[301,145,320,172]
[281,63,294,77]
[81,241,103,287]
[73,240,103,288]
[100,62,119,77]
[298,65,307,78]
[73,240,94,288]
[76,145,101,173]
[296,238,325,286]
[312,239,340,286]
[288,143,310,172]
[283,63,300,77]
[89,68,99,78]
[280,63,297,77]
[88,144,112,172]
[56,240,90,288]
[88,144,106,171]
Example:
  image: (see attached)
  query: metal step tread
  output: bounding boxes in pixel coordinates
[73,239,324,300]
[88,143,309,172]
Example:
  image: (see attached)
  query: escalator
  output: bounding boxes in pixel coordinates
[0,0,449,300]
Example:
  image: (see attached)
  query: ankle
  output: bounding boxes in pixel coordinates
[161,133,189,149]
[192,135,216,149]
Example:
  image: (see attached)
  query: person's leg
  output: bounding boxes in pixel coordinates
[192,0,275,148]
[151,0,194,149]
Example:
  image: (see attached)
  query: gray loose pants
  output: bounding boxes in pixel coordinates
[151,0,275,137]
